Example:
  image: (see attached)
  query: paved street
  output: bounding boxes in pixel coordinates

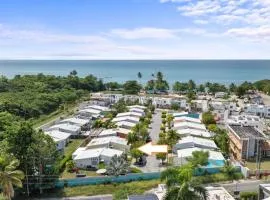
[138,110,166,172]
[220,180,266,193]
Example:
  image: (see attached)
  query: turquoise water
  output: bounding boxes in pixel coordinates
[0,60,269,84]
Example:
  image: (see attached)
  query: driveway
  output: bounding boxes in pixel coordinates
[138,110,166,173]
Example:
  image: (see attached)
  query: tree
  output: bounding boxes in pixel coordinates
[221,160,238,182]
[69,70,78,76]
[161,165,207,200]
[156,153,167,165]
[187,151,209,168]
[123,80,141,94]
[171,103,179,111]
[166,129,180,151]
[198,84,205,93]
[167,114,174,129]
[229,83,237,93]
[202,112,216,125]
[106,154,129,177]
[188,79,196,91]
[0,159,24,200]
[137,72,142,83]
[173,82,188,93]
[236,86,246,97]
[66,160,75,173]
[131,149,143,163]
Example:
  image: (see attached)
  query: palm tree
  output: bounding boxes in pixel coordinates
[221,160,238,182]
[0,159,24,200]
[161,165,207,200]
[137,72,142,84]
[166,129,180,151]
[106,154,129,177]
[166,114,174,129]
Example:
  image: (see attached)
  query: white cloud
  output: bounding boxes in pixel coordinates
[109,27,180,39]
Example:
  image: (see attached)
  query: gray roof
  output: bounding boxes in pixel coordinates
[128,194,158,200]
[229,125,265,139]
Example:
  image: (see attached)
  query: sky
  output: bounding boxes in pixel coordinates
[0,0,270,59]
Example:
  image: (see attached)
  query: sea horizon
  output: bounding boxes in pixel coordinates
[1,59,270,85]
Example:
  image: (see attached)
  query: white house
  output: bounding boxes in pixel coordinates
[97,129,118,138]
[116,111,143,118]
[205,187,234,200]
[112,116,140,124]
[174,121,207,132]
[47,123,81,136]
[215,92,227,99]
[128,105,146,110]
[129,108,145,115]
[116,121,137,130]
[174,116,201,124]
[73,147,123,169]
[86,136,130,152]
[172,112,189,118]
[173,147,225,166]
[191,100,209,112]
[78,108,101,119]
[176,129,213,138]
[45,130,71,151]
[173,136,218,153]
[59,117,90,129]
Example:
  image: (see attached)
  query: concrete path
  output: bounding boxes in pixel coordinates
[138,110,166,173]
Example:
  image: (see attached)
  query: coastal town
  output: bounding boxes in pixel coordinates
[28,81,270,200]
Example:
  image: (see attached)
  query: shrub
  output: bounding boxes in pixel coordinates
[240,191,258,200]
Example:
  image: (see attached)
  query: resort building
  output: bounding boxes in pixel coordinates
[86,136,130,152]
[173,136,218,153]
[78,108,101,119]
[214,92,227,99]
[227,125,268,160]
[176,129,213,138]
[226,115,264,132]
[72,147,123,169]
[191,100,209,112]
[205,186,235,200]
[244,104,270,118]
[47,123,81,136]
[173,147,225,167]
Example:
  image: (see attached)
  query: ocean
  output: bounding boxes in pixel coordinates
[0,60,269,85]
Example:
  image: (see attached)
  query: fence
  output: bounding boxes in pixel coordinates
[55,172,161,188]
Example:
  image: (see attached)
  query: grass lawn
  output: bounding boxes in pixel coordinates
[60,169,99,179]
[39,179,160,199]
[246,159,270,170]
[64,139,84,157]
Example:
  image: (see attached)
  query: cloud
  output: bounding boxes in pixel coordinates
[109,27,180,39]
[161,0,270,41]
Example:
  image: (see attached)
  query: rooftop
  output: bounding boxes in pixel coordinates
[176,136,217,149]
[127,105,146,110]
[174,116,201,124]
[60,117,89,126]
[177,147,225,161]
[98,129,117,137]
[116,112,143,118]
[87,136,128,147]
[205,186,235,200]
[44,130,71,141]
[177,129,213,138]
[112,116,140,123]
[229,125,265,139]
[129,108,145,113]
[48,123,81,132]
[85,105,110,111]
[79,108,101,114]
[174,121,206,130]
[116,121,137,128]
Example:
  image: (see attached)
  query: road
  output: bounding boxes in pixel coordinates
[138,110,166,173]
[220,180,266,193]
[35,194,113,200]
